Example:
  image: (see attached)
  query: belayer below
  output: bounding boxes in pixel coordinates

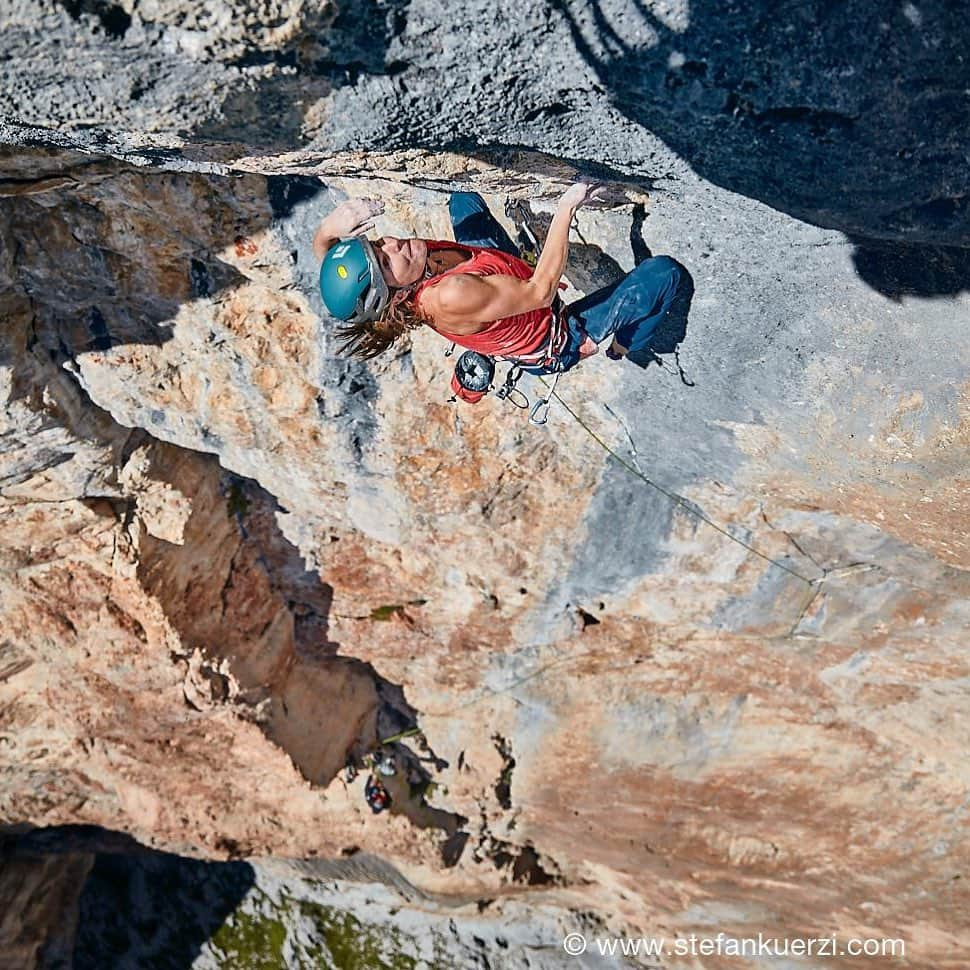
[313,185,686,404]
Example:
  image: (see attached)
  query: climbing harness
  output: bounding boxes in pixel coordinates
[441,197,582,419]
[448,336,569,414]
[446,302,570,412]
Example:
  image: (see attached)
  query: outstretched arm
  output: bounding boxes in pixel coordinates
[530,181,604,304]
[422,182,605,333]
[312,198,385,262]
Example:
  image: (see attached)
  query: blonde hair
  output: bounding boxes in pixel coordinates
[334,284,428,360]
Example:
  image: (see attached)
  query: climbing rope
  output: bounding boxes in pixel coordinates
[537,376,820,586]
[415,384,903,724]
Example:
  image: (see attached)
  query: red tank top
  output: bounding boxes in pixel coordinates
[412,241,552,359]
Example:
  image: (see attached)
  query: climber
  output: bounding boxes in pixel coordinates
[313,186,686,399]
[364,774,391,814]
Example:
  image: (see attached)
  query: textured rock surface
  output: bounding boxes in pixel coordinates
[2,2,970,967]
[4,0,970,247]
[0,839,91,969]
[4,826,618,969]
[2,143,968,968]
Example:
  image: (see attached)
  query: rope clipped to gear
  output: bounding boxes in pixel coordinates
[538,377,819,587]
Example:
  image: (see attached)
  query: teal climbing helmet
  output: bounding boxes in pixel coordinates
[319,237,389,324]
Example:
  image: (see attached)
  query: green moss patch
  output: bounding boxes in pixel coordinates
[298,901,425,970]
[210,904,287,970]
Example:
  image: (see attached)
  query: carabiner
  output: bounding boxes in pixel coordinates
[529,397,552,426]
[528,369,561,427]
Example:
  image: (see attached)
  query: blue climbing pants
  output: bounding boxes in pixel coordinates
[446,192,683,370]
[449,191,520,254]
[563,256,683,367]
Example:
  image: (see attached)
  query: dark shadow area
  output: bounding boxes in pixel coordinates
[552,0,970,280]
[223,470,341,659]
[3,823,145,853]
[136,460,467,862]
[630,201,652,264]
[1,824,256,970]
[376,742,468,851]
[57,0,131,41]
[75,852,254,970]
[849,237,970,300]
[567,239,626,295]
[266,174,328,220]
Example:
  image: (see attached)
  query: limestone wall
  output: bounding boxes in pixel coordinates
[2,2,969,966]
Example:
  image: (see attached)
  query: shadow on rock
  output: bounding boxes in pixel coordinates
[75,853,254,970]
[630,201,652,265]
[849,237,970,300]
[1,155,257,358]
[566,239,627,295]
[552,0,970,264]
[134,445,410,786]
[2,824,256,970]
[133,445,466,858]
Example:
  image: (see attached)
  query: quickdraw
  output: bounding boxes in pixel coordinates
[528,367,562,426]
[505,197,541,268]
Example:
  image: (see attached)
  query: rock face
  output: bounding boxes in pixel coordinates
[0,840,91,969]
[4,0,970,248]
[3,826,608,969]
[1,2,970,968]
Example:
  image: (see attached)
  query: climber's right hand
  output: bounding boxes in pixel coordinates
[320,198,385,238]
[313,198,385,260]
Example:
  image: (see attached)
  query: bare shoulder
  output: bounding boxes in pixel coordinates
[420,274,488,323]
[428,273,484,308]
